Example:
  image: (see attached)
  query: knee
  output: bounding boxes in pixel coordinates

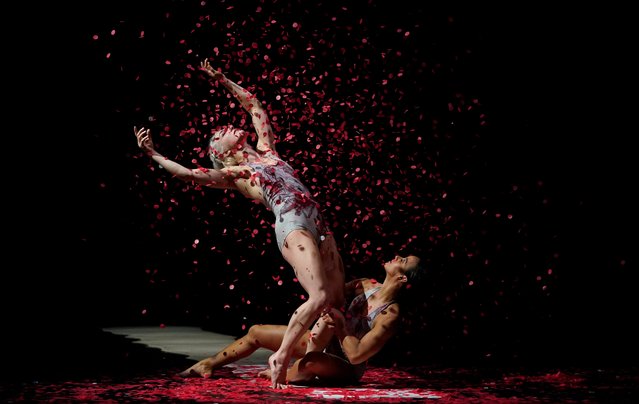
[246,325,264,345]
[308,288,345,313]
[306,292,330,313]
[247,324,261,336]
[317,288,345,311]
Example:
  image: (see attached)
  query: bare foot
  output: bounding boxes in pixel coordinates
[177,359,213,378]
[268,352,289,389]
[257,369,271,379]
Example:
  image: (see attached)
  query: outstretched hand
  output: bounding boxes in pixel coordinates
[200,58,225,80]
[134,126,155,155]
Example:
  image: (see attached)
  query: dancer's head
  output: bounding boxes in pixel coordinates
[209,125,252,168]
[383,255,424,302]
[383,255,422,278]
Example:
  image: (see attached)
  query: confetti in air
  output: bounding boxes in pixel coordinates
[92,0,561,363]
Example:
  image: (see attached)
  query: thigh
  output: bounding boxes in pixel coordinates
[281,229,327,296]
[319,234,345,305]
[249,324,309,358]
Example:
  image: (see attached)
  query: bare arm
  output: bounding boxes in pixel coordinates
[327,305,399,365]
[200,59,276,153]
[134,126,239,188]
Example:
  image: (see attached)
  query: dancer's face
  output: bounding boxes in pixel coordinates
[383,255,421,276]
[211,127,251,166]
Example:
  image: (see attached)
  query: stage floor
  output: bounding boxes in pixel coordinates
[2,326,638,403]
[102,325,272,364]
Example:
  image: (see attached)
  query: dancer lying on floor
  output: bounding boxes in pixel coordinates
[179,254,423,386]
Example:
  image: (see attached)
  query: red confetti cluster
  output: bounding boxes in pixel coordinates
[90,1,560,361]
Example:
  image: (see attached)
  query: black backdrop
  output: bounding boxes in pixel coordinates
[7,1,636,375]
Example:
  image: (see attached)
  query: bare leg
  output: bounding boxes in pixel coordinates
[308,234,345,354]
[268,231,345,389]
[178,324,306,378]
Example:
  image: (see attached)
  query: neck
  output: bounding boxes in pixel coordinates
[375,275,401,302]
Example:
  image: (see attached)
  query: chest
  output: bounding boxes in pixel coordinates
[349,291,386,318]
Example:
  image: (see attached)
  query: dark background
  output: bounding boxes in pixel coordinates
[6,0,636,379]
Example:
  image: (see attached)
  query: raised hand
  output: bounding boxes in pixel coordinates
[134,126,155,155]
[200,58,225,80]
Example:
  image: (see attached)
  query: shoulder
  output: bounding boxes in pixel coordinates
[256,146,279,157]
[372,303,400,327]
[253,150,283,165]
[222,165,253,179]
[362,278,382,292]
[345,278,367,289]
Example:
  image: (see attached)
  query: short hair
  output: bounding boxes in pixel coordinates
[209,141,224,169]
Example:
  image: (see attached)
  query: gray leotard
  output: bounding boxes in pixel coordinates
[325,286,396,380]
[245,152,324,251]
